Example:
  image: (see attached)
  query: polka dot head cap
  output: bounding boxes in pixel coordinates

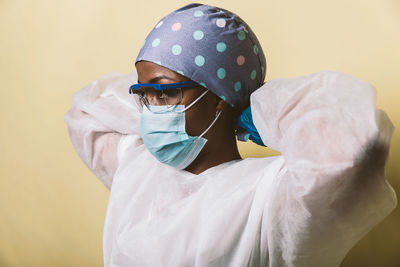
[135,3,266,111]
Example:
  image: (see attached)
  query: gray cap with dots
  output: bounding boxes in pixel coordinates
[135,2,266,111]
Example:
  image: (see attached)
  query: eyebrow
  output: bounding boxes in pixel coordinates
[137,75,176,84]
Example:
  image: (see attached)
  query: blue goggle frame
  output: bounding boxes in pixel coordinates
[129,81,200,94]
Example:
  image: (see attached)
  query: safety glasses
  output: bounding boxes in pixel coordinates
[129,81,200,112]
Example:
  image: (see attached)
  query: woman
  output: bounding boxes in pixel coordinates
[65,3,396,267]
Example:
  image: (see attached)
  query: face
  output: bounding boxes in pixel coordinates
[135,60,221,138]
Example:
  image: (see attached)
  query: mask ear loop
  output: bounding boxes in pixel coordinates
[182,90,209,112]
[199,110,222,138]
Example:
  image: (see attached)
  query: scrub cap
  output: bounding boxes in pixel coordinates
[135,2,267,111]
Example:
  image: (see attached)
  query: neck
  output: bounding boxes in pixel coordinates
[184,134,242,175]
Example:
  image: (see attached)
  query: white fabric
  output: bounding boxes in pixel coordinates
[64,70,397,267]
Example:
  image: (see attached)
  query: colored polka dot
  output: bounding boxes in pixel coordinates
[244,133,250,141]
[171,22,182,31]
[177,70,184,76]
[195,55,205,66]
[216,18,226,27]
[220,95,227,101]
[234,81,241,92]
[193,30,204,40]
[251,70,257,80]
[200,82,207,88]
[155,21,163,28]
[194,10,204,17]
[237,30,246,40]
[217,68,226,79]
[261,66,265,74]
[236,55,245,65]
[253,45,259,55]
[171,44,182,55]
[152,38,160,47]
[216,42,226,52]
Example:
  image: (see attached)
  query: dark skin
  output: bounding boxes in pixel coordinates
[135,60,242,174]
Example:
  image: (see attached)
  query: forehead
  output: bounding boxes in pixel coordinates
[135,60,189,83]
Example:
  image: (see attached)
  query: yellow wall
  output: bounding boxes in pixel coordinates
[1,0,399,266]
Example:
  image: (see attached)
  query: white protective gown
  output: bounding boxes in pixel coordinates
[65,70,397,267]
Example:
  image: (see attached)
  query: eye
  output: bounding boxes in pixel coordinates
[164,88,181,98]
[138,86,157,98]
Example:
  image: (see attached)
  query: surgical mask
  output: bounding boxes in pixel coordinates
[140,90,222,169]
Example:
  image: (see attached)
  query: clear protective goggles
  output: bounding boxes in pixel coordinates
[129,81,203,113]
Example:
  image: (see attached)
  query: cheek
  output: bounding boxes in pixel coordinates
[185,101,215,136]
[185,109,205,136]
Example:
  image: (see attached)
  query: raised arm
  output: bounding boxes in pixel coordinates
[251,70,397,266]
[64,71,142,190]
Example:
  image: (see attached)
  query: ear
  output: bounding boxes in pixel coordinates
[216,98,228,111]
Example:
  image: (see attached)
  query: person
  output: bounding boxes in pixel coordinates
[64,3,397,267]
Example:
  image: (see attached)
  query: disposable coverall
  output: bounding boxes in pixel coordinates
[65,70,396,267]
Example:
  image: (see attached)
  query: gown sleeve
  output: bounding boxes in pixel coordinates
[64,71,142,190]
[250,70,397,266]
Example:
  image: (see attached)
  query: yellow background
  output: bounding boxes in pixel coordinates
[1,0,399,266]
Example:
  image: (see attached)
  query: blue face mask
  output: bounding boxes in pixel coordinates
[140,91,222,170]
